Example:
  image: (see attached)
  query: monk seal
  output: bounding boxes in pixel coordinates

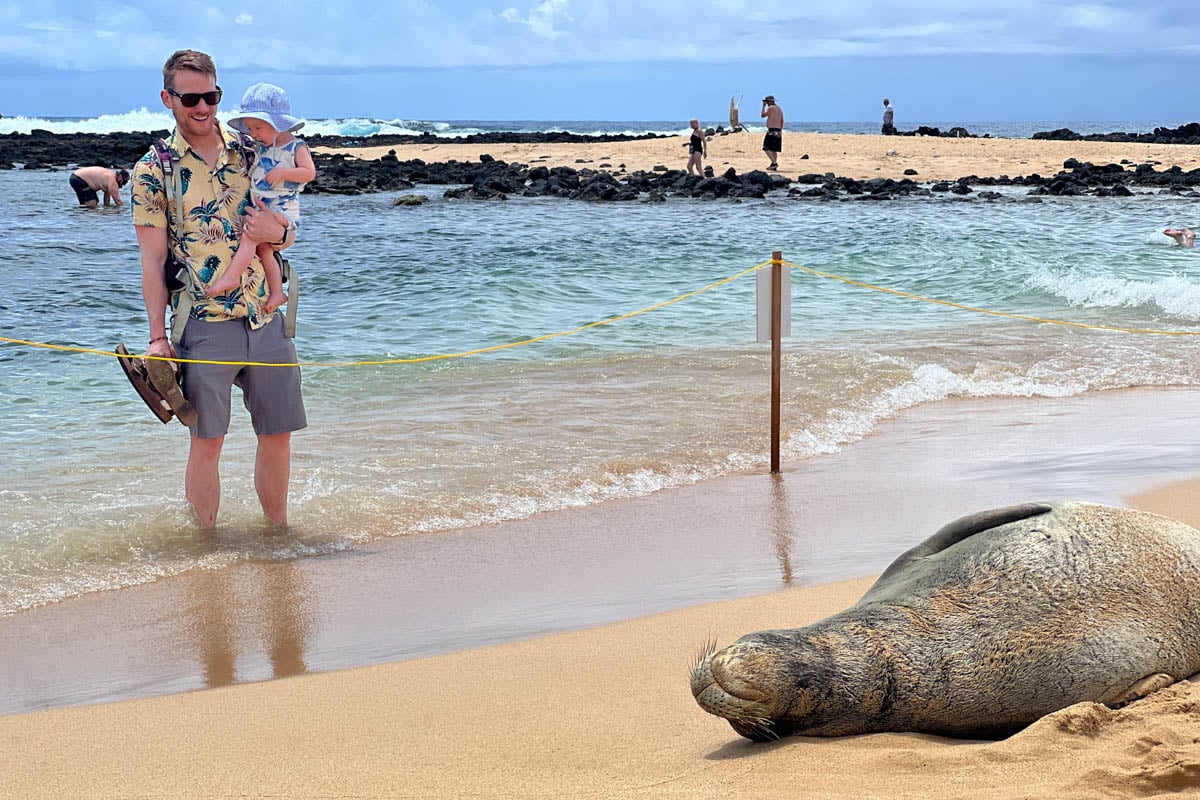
[690,501,1200,740]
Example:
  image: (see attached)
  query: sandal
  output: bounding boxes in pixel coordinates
[115,343,198,427]
[116,343,173,424]
[144,355,198,427]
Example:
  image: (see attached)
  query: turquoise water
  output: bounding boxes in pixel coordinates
[3,166,1200,615]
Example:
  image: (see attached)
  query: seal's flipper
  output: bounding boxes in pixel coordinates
[116,343,173,424]
[144,356,198,428]
[867,503,1054,593]
[1111,673,1175,706]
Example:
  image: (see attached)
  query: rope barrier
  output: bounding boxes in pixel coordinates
[0,261,772,368]
[5,257,1200,370]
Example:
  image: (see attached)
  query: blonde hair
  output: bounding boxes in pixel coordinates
[162,49,217,91]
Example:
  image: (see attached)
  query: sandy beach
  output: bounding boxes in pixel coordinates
[5,385,1200,798]
[325,130,1200,183]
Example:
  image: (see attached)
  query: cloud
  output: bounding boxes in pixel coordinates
[1,0,1196,73]
[501,0,574,41]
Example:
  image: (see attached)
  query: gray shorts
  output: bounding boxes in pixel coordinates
[179,314,307,439]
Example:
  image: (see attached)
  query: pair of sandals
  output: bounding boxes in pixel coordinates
[115,343,198,427]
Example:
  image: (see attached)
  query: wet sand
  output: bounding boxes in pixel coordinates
[325,131,1200,182]
[4,387,1200,797]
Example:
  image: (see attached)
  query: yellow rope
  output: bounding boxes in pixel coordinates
[0,261,772,368]
[6,256,1199,371]
[784,260,1200,336]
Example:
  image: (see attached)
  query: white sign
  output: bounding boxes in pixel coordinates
[756,264,792,342]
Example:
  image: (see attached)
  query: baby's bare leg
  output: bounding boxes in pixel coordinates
[207,233,258,296]
[258,242,288,313]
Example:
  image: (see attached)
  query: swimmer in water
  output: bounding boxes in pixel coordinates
[1164,227,1195,247]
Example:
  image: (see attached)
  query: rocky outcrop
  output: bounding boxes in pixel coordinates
[7,130,1200,202]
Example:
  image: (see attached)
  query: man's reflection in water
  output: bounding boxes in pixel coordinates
[187,559,309,689]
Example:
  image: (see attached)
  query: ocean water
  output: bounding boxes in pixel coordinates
[4,123,1200,618]
[0,109,1191,140]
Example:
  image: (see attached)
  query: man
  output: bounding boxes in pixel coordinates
[131,49,305,528]
[761,95,784,170]
[882,98,895,135]
[70,165,128,208]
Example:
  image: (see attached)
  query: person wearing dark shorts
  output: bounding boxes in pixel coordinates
[760,95,784,170]
[70,165,128,208]
[132,49,302,528]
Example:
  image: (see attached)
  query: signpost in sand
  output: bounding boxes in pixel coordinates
[756,250,791,473]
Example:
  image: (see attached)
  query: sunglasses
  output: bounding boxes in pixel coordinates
[167,86,223,107]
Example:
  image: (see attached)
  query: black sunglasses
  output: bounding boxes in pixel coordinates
[167,86,223,107]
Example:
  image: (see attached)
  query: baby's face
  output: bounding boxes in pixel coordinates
[243,118,278,145]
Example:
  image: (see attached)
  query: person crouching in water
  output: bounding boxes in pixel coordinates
[206,82,315,313]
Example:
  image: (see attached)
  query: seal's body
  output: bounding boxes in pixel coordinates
[691,502,1200,740]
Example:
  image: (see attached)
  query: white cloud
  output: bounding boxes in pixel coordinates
[0,0,1194,72]
[501,0,574,41]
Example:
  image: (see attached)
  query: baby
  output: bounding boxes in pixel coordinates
[207,82,316,312]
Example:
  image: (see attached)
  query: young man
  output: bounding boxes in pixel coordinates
[761,95,784,171]
[131,49,306,528]
[70,165,128,208]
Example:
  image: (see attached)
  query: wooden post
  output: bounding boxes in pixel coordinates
[771,250,782,474]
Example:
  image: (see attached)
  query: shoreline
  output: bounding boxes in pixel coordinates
[4,387,1200,710]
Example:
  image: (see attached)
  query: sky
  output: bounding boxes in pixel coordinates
[1,1,1197,122]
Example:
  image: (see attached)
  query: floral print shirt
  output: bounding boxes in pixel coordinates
[131,124,271,328]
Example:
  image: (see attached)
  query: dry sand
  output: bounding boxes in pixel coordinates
[324,131,1200,183]
[5,388,1200,798]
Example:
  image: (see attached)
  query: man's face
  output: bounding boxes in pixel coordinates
[162,69,220,142]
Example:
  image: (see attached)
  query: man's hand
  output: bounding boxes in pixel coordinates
[243,198,289,244]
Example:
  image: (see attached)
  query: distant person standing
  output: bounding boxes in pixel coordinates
[761,95,783,170]
[686,118,707,175]
[70,165,129,208]
[882,98,896,135]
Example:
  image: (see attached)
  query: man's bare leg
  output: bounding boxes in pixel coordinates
[255,432,292,526]
[1164,228,1195,247]
[186,435,225,528]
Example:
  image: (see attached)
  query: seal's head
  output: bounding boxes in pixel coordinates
[691,631,852,741]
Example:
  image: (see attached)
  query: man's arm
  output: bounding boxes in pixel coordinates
[103,173,124,207]
[135,225,172,356]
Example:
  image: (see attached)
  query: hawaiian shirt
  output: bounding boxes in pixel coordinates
[131,124,271,328]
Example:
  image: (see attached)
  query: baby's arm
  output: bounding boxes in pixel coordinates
[264,143,317,187]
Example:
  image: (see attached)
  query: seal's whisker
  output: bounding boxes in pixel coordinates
[692,636,718,672]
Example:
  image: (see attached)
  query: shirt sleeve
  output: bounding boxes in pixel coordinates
[130,150,168,229]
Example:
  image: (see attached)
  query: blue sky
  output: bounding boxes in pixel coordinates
[1,1,1197,121]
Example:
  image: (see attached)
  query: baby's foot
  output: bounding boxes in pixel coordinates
[265,290,288,314]
[206,271,243,296]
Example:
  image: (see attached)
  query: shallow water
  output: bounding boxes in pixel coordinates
[3,165,1200,615]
